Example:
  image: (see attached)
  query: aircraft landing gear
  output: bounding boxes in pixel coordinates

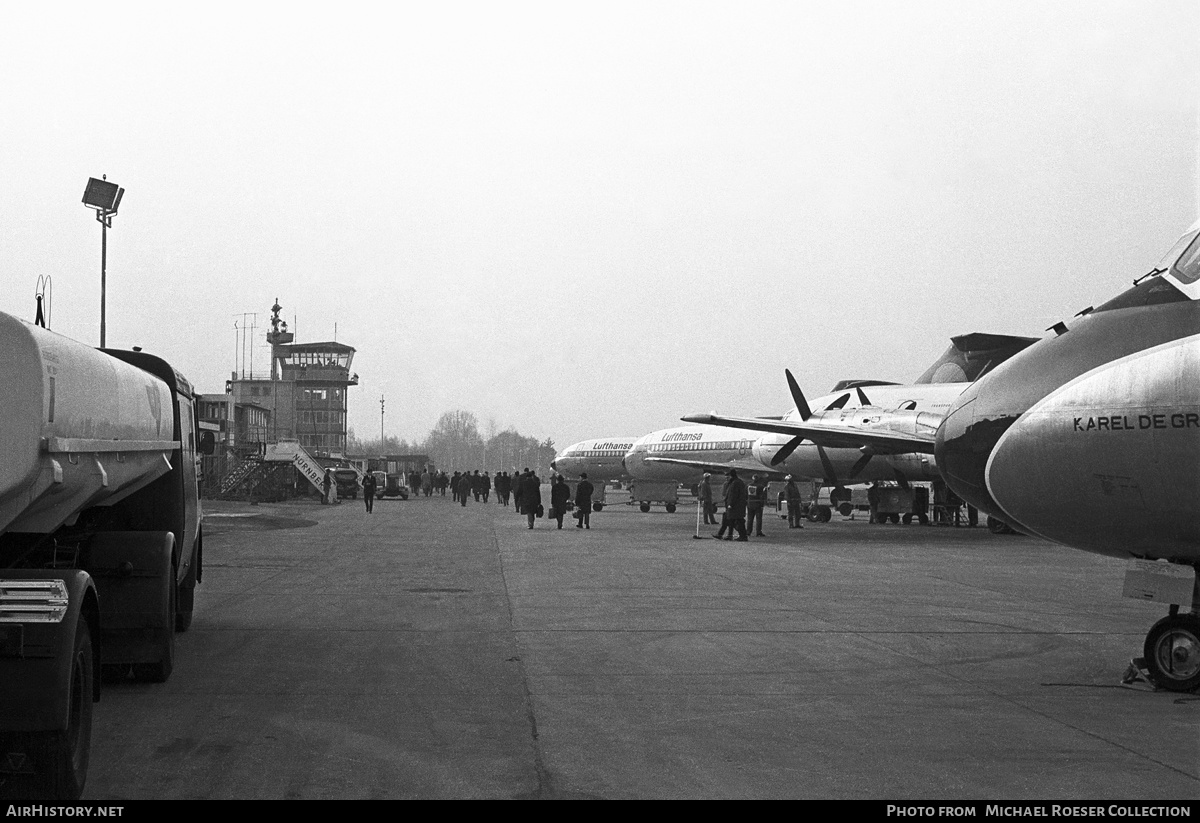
[1143,612,1200,692]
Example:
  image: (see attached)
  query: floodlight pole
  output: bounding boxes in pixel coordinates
[83,176,122,348]
[99,210,109,347]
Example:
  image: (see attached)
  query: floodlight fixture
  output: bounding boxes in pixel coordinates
[82,175,124,347]
[82,177,123,213]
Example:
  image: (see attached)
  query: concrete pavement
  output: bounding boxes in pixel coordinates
[83,493,1200,799]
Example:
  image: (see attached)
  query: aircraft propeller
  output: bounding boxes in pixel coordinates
[848,449,875,479]
[770,371,853,467]
[769,370,813,466]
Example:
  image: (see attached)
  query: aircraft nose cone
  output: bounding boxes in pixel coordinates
[935,367,1030,525]
[985,336,1200,556]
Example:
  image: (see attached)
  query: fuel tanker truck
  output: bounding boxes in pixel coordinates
[0,309,212,799]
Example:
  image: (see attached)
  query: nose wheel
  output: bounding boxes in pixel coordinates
[1143,613,1200,692]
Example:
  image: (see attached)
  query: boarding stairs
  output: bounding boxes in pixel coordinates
[216,459,262,497]
[213,459,292,500]
[265,440,328,496]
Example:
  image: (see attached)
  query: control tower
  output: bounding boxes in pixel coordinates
[228,300,358,456]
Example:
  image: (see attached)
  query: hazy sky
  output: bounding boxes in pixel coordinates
[2,1,1197,450]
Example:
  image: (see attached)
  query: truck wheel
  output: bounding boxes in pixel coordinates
[593,503,604,512]
[175,538,200,633]
[639,502,651,513]
[838,503,853,517]
[665,503,677,514]
[175,592,194,633]
[132,576,175,684]
[817,506,832,522]
[31,616,93,800]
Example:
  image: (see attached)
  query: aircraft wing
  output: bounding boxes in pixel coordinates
[643,455,789,481]
[680,413,937,454]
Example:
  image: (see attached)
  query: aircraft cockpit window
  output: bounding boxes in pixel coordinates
[1157,228,1199,274]
[1089,227,1200,312]
[1093,274,1188,313]
[1170,231,1200,285]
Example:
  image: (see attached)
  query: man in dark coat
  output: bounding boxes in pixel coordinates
[520,470,542,529]
[512,469,524,513]
[575,472,595,529]
[550,475,571,529]
[362,472,377,513]
[722,469,748,541]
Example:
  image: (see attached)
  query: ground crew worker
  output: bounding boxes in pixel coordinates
[784,475,804,529]
[746,474,768,537]
[868,481,883,524]
[699,473,717,525]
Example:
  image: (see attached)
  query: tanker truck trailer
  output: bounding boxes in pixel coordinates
[0,310,213,799]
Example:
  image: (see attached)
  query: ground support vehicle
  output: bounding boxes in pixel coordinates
[331,467,360,500]
[382,474,410,499]
[628,480,678,513]
[0,311,209,799]
[872,485,932,524]
[797,486,871,521]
